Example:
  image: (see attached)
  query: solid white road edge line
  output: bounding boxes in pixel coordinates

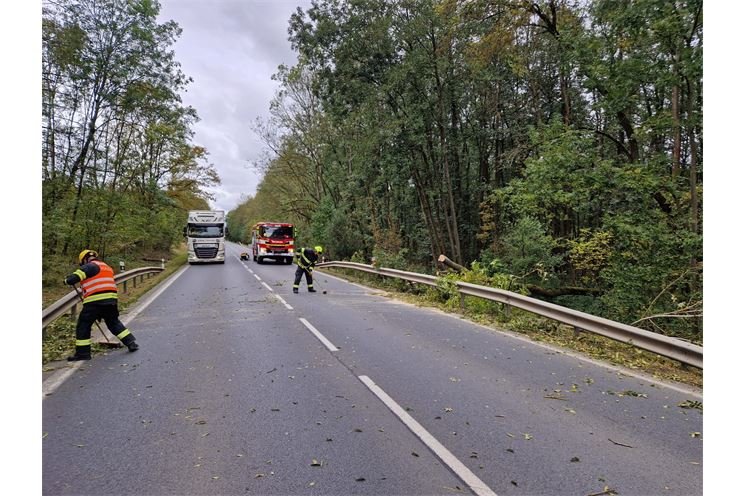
[299,318,339,352]
[42,361,84,399]
[358,375,498,496]
[120,265,189,327]
[42,264,191,399]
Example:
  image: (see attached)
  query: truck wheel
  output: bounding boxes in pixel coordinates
[257,257,264,264]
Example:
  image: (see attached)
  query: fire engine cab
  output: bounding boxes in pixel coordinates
[251,222,295,264]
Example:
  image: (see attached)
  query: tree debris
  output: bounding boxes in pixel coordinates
[608,438,634,448]
[678,400,702,411]
[587,487,618,496]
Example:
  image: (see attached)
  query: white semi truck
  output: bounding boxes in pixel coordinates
[185,210,226,264]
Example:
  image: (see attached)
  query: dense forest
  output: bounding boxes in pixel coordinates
[41,0,220,280]
[228,0,702,340]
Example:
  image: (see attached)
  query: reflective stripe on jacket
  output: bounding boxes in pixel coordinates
[295,248,318,270]
[80,260,118,303]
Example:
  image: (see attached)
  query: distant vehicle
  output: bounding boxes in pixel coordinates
[240,252,249,261]
[184,210,226,264]
[251,222,294,264]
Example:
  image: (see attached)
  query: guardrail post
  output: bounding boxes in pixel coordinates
[161,258,165,269]
[459,293,466,313]
[123,281,128,293]
[70,303,77,319]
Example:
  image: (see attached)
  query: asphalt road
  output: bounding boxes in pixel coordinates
[42,241,703,495]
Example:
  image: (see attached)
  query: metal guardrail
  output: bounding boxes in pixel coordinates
[42,266,165,329]
[317,261,703,369]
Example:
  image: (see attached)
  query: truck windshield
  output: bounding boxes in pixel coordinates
[259,226,293,239]
[187,224,224,238]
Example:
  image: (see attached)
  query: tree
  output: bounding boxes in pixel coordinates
[42,0,219,260]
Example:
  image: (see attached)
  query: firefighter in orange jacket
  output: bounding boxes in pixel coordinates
[63,249,139,361]
[293,246,323,293]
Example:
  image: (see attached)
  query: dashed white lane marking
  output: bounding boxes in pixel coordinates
[233,251,292,309]
[299,318,339,352]
[253,274,261,281]
[275,294,293,310]
[358,375,498,496]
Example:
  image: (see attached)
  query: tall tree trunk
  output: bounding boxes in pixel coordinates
[671,48,681,178]
[616,110,639,162]
[411,156,445,264]
[687,81,700,241]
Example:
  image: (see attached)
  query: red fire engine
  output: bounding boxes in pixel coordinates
[251,222,295,264]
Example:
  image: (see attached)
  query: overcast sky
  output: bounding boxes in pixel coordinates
[156,0,313,213]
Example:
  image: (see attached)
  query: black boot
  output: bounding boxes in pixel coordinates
[67,353,91,361]
[308,288,317,293]
[121,334,139,352]
[293,288,299,294]
[68,344,91,361]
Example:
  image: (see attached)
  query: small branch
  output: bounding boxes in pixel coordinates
[631,303,702,326]
[543,394,568,401]
[608,438,634,448]
[587,489,618,496]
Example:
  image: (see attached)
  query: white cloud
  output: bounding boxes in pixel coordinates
[157,0,313,212]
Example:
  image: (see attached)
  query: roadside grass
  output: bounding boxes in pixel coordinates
[320,267,703,389]
[41,247,187,365]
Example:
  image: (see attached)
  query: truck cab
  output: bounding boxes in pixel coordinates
[251,222,294,264]
[185,210,226,264]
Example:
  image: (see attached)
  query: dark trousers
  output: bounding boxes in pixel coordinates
[76,301,134,344]
[293,266,313,288]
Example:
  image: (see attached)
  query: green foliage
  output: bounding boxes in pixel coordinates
[371,247,410,272]
[350,251,368,264]
[42,0,218,263]
[306,197,372,260]
[232,0,703,340]
[568,229,613,286]
[599,211,702,339]
[500,217,562,283]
